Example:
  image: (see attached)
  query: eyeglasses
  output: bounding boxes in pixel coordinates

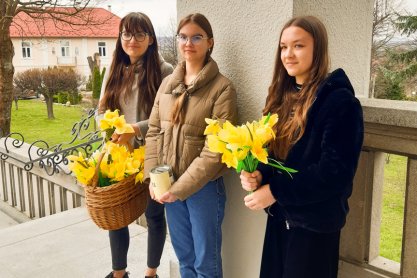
[176,34,209,45]
[120,31,148,42]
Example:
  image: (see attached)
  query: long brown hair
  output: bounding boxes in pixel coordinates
[264,16,330,159]
[171,13,214,125]
[99,12,162,117]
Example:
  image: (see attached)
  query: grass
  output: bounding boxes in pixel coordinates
[380,154,406,263]
[10,99,94,146]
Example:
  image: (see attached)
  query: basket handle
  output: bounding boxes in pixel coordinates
[90,141,134,189]
[91,151,105,189]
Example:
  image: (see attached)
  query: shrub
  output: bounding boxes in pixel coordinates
[54,91,83,105]
[14,68,42,93]
[86,75,93,91]
[92,66,106,100]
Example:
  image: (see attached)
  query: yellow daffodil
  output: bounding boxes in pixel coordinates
[204,118,222,135]
[260,113,278,128]
[135,172,144,183]
[222,150,238,169]
[99,109,119,130]
[251,139,269,164]
[68,152,96,186]
[204,113,296,176]
[113,115,134,134]
[207,135,227,153]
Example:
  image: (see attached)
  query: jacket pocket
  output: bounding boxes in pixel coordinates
[180,135,205,172]
[156,129,165,165]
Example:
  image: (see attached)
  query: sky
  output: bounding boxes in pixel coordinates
[402,0,417,13]
[96,0,177,36]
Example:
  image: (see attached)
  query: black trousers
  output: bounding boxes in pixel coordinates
[260,217,340,278]
[109,195,166,270]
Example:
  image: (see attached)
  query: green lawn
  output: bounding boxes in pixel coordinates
[380,154,406,263]
[11,99,93,146]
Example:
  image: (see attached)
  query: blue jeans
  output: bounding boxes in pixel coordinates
[166,178,226,278]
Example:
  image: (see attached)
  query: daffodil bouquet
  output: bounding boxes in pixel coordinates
[204,113,297,176]
[68,110,144,187]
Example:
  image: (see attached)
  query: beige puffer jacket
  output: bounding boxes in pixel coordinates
[144,58,238,200]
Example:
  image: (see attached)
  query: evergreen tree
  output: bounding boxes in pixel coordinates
[92,66,106,107]
[394,15,417,78]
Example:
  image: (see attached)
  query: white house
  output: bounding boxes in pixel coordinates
[10,7,120,78]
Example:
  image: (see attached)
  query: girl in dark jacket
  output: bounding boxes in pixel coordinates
[240,15,364,278]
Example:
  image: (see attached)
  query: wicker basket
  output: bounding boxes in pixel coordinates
[85,152,148,230]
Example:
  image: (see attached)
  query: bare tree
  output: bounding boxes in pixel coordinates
[370,0,403,97]
[41,67,81,119]
[0,0,111,135]
[371,0,403,69]
[159,17,178,67]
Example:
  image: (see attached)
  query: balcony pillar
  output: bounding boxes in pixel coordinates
[402,158,417,277]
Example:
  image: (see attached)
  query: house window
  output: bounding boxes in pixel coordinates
[98,42,106,57]
[22,41,31,58]
[60,40,70,56]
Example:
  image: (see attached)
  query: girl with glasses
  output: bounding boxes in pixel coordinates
[144,13,238,278]
[240,15,364,278]
[98,12,173,278]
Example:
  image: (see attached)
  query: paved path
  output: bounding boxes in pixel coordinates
[0,209,19,229]
[0,207,178,278]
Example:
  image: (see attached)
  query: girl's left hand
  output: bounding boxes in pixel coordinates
[158,191,178,203]
[244,184,276,210]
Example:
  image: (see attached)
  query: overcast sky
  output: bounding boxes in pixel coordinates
[402,0,417,13]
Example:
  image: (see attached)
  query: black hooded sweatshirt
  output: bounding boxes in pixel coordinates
[259,68,364,233]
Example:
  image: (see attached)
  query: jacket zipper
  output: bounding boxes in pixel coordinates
[285,220,290,230]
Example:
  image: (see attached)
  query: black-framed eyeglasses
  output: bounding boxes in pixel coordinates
[120,31,148,42]
[176,34,209,45]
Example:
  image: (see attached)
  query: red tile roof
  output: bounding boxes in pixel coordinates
[10,7,120,38]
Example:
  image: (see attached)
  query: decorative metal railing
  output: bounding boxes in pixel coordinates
[1,109,101,176]
[0,108,101,220]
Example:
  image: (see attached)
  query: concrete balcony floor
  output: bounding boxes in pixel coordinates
[0,207,178,278]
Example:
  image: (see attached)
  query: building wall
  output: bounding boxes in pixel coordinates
[177,1,373,277]
[12,37,117,79]
[293,0,374,98]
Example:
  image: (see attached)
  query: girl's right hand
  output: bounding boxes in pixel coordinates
[240,170,262,192]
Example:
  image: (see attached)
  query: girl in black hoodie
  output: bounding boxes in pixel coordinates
[240,15,364,278]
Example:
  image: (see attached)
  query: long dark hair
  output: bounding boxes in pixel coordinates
[99,12,162,117]
[264,15,330,159]
[171,13,214,125]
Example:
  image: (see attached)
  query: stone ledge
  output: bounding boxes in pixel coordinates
[359,97,417,129]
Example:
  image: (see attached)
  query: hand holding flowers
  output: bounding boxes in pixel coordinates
[68,110,144,187]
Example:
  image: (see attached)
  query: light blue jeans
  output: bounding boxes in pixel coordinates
[165,177,226,278]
